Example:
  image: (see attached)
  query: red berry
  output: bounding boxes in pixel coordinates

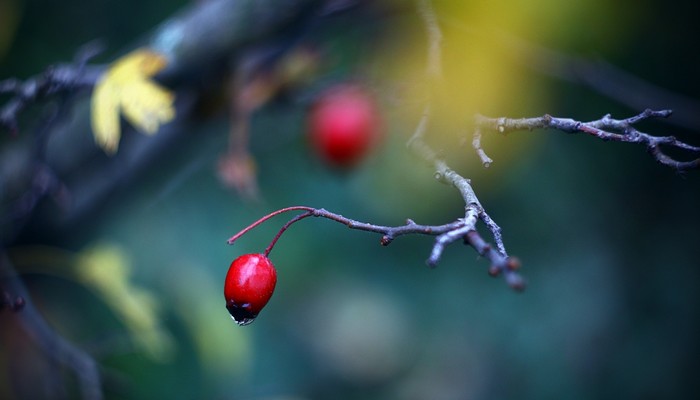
[308,84,381,168]
[224,253,277,326]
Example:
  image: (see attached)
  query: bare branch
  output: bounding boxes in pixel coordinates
[475,109,700,170]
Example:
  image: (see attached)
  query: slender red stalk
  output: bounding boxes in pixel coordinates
[263,211,315,257]
[226,206,314,245]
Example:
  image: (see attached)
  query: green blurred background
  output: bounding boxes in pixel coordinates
[1,0,699,399]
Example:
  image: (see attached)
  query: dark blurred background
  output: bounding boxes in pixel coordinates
[1,0,699,399]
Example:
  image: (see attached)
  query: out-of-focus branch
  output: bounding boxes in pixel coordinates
[0,42,103,135]
[474,109,700,170]
[0,252,102,400]
[1,0,324,134]
[149,0,323,82]
[0,44,102,243]
[416,0,442,80]
[1,0,325,140]
[0,0,331,238]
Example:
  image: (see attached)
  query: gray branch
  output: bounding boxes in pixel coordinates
[474,109,700,170]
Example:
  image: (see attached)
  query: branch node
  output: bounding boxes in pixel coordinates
[497,117,506,133]
[472,127,494,167]
[506,273,526,292]
[506,256,521,271]
[425,257,439,269]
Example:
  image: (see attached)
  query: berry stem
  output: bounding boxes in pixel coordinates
[263,211,314,257]
[226,206,315,245]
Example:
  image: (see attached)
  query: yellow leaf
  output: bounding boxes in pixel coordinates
[120,79,175,134]
[91,80,121,153]
[90,49,175,154]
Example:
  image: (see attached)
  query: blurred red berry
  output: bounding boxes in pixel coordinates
[224,253,277,326]
[308,84,381,168]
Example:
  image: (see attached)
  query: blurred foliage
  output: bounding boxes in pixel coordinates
[1,0,700,399]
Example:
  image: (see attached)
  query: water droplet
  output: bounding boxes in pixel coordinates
[226,302,258,326]
[230,315,256,326]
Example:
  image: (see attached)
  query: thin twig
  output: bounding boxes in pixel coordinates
[472,126,493,167]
